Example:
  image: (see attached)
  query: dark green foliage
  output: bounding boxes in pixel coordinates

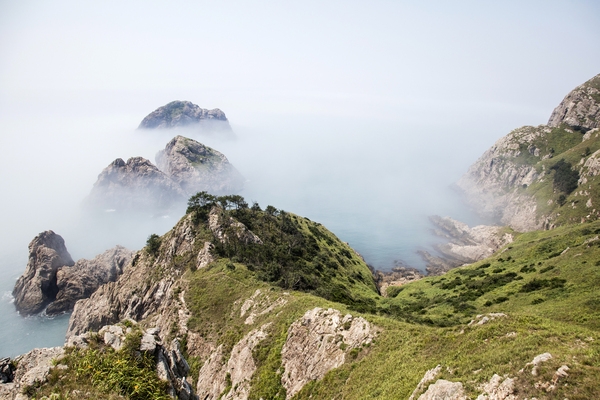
[386,286,404,298]
[550,159,579,195]
[186,192,377,309]
[539,265,556,273]
[146,234,161,255]
[520,278,566,292]
[520,265,537,273]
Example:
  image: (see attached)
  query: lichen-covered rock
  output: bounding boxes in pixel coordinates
[12,231,75,315]
[138,100,232,132]
[208,207,262,245]
[281,307,375,399]
[156,135,244,195]
[418,379,467,400]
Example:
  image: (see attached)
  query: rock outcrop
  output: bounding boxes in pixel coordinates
[12,231,75,315]
[138,101,232,133]
[419,216,513,275]
[196,323,271,400]
[281,307,376,399]
[46,246,133,315]
[0,347,64,400]
[548,74,600,132]
[13,231,133,316]
[85,156,186,213]
[156,135,244,195]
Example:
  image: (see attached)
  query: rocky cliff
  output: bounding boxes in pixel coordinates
[12,231,133,316]
[457,74,600,231]
[138,101,233,134]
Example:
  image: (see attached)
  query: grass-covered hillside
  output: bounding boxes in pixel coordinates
[26,193,600,400]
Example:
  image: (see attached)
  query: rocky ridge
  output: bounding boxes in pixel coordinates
[12,231,133,316]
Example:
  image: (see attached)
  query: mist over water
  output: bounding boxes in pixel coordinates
[0,107,494,356]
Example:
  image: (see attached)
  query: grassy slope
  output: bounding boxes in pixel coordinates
[29,207,600,399]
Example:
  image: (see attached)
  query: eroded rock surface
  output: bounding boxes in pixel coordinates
[156,135,244,195]
[281,307,375,399]
[12,231,74,315]
[548,74,600,131]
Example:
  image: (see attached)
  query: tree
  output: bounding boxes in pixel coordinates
[550,159,579,195]
[146,234,161,255]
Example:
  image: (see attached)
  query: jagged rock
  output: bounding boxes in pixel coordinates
[0,347,64,399]
[12,231,75,316]
[138,101,232,133]
[409,365,442,400]
[85,156,186,212]
[548,74,600,132]
[476,374,516,400]
[196,323,271,400]
[156,135,244,195]
[66,215,197,339]
[418,379,467,400]
[46,245,133,315]
[280,307,375,399]
[0,358,15,384]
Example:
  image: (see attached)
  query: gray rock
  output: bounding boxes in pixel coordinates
[12,231,74,315]
[138,100,232,133]
[418,379,466,400]
[85,156,186,213]
[46,245,133,315]
[548,74,600,132]
[156,135,244,196]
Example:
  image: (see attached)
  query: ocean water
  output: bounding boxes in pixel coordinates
[0,117,488,358]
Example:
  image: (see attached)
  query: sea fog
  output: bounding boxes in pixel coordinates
[0,99,543,357]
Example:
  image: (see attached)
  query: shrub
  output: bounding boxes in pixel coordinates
[550,159,579,194]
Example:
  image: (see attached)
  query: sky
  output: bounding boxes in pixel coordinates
[0,0,599,266]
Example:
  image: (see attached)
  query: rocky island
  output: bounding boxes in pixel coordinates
[85,136,244,213]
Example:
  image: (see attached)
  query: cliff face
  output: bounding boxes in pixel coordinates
[457,74,600,231]
[138,101,232,133]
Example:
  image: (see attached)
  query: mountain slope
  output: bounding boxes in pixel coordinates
[458,74,600,231]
